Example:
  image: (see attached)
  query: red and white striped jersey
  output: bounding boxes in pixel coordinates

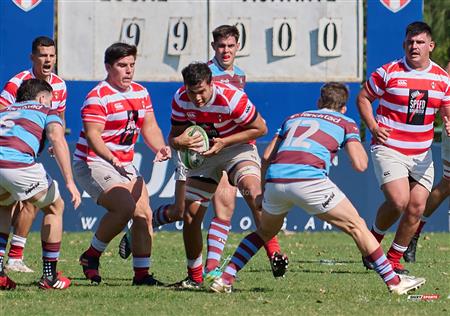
[0,69,67,113]
[365,57,450,155]
[171,82,257,143]
[73,81,153,163]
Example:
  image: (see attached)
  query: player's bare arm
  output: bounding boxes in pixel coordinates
[357,88,392,144]
[203,113,267,157]
[141,111,171,162]
[46,122,81,208]
[440,107,450,136]
[261,135,282,186]
[344,141,368,173]
[169,123,205,151]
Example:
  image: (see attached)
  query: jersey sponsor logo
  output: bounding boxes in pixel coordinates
[186,112,196,120]
[12,0,42,12]
[322,192,335,208]
[379,0,411,13]
[407,89,428,125]
[114,102,124,110]
[398,79,407,87]
[244,104,252,114]
[25,181,40,195]
[120,110,138,145]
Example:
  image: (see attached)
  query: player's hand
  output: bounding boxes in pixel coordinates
[177,129,205,152]
[371,126,392,144]
[202,137,226,157]
[67,182,81,209]
[444,116,450,136]
[110,156,133,180]
[154,145,172,162]
[48,146,55,158]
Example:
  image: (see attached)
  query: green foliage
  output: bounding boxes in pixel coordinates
[424,1,450,70]
[2,232,449,315]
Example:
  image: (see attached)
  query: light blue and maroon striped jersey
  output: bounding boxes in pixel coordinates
[208,57,246,91]
[0,101,62,168]
[266,109,360,182]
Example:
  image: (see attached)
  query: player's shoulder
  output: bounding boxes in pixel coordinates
[215,81,246,100]
[233,64,245,76]
[86,81,113,98]
[50,73,66,85]
[9,69,32,82]
[380,58,405,73]
[130,81,147,92]
[429,61,450,78]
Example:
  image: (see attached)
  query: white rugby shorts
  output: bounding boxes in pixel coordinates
[0,163,53,201]
[371,145,434,192]
[73,159,140,202]
[262,178,346,216]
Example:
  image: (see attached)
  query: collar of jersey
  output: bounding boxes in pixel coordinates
[103,80,133,94]
[402,56,432,73]
[29,68,54,83]
[203,83,218,107]
[212,57,235,76]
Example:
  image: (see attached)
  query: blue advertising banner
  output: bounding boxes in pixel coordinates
[31,143,449,233]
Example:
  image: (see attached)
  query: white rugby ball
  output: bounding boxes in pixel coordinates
[181,125,209,169]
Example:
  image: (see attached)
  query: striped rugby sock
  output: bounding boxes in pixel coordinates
[222,232,265,285]
[205,217,230,272]
[365,246,400,286]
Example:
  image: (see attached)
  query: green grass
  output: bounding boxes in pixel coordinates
[2,231,449,315]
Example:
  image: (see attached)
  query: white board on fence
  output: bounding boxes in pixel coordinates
[318,18,342,57]
[228,17,251,57]
[272,18,297,57]
[58,0,362,82]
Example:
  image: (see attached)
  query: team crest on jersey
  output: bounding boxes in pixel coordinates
[407,89,428,125]
[12,0,42,12]
[380,0,411,13]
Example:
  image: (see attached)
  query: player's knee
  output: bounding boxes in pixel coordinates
[41,196,64,216]
[185,186,214,211]
[387,197,409,213]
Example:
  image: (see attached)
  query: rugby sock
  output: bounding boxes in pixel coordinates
[187,256,203,283]
[86,234,108,258]
[0,233,8,274]
[42,241,60,278]
[152,204,171,227]
[205,217,230,272]
[263,236,281,259]
[8,234,27,259]
[364,246,400,286]
[386,242,408,265]
[222,232,265,285]
[415,216,427,235]
[133,255,150,280]
[371,224,386,243]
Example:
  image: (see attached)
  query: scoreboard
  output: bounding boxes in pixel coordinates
[58,0,363,82]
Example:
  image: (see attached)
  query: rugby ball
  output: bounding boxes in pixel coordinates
[180,125,209,169]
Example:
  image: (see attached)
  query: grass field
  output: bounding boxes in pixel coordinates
[2,231,449,315]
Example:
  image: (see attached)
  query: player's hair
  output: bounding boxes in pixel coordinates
[212,25,240,42]
[317,82,349,111]
[405,21,432,39]
[16,79,53,102]
[104,42,137,65]
[182,62,212,86]
[32,36,55,54]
